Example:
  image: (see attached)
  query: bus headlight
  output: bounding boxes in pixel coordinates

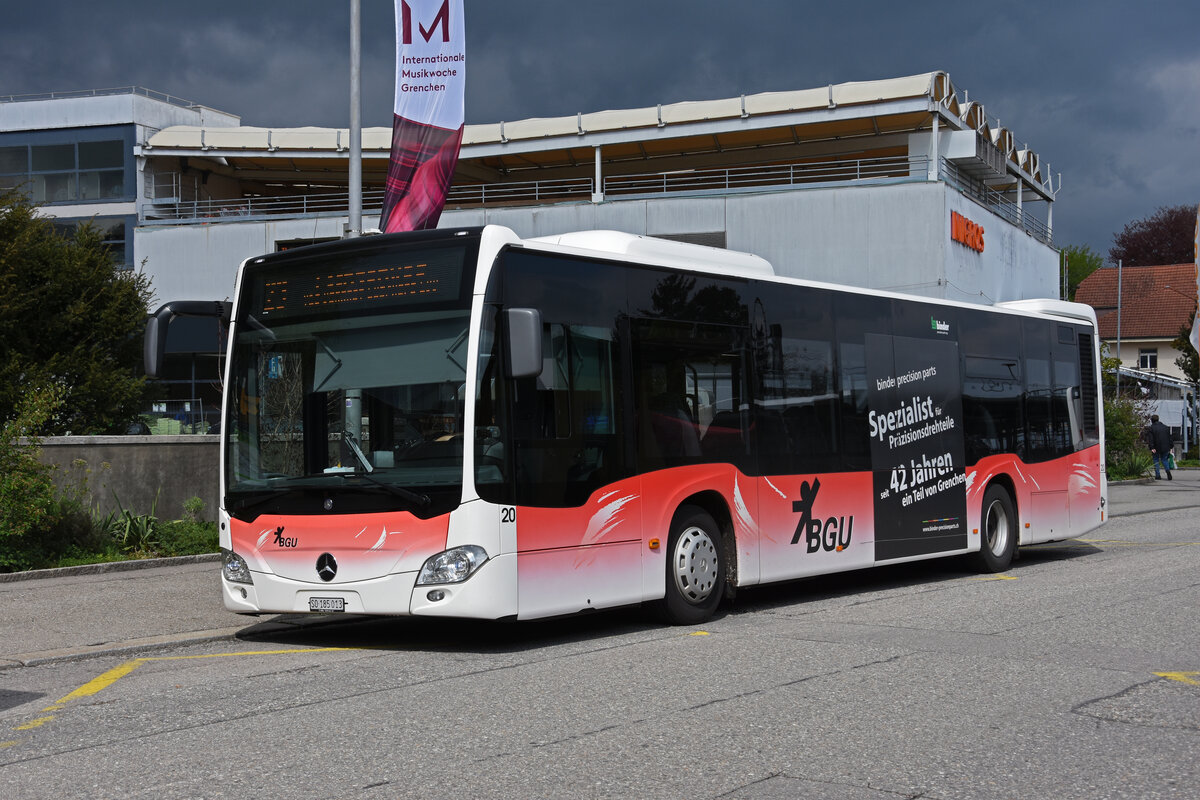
[222,548,253,585]
[416,545,488,585]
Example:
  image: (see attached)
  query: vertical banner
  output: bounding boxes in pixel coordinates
[866,332,967,561]
[1192,203,1199,352]
[380,0,466,233]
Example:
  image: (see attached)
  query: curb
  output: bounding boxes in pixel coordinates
[0,613,363,669]
[0,627,244,668]
[0,552,221,583]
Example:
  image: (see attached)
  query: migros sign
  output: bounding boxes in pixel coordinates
[950,211,984,253]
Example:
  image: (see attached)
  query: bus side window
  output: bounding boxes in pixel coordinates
[633,320,749,472]
[1022,318,1055,463]
[507,323,625,507]
[750,287,837,476]
[959,313,1023,465]
[834,294,891,471]
[1054,323,1084,453]
[1074,326,1100,446]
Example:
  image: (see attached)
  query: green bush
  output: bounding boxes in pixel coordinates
[0,388,78,571]
[1108,448,1153,481]
[182,495,205,522]
[1103,394,1151,481]
[110,491,161,556]
[157,519,220,556]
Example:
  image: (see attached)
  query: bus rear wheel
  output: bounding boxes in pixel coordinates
[971,484,1017,572]
[657,505,725,625]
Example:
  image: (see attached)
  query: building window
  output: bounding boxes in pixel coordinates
[51,215,134,270]
[1139,348,1158,370]
[0,126,132,205]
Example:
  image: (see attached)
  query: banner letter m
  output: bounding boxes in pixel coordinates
[401,0,451,44]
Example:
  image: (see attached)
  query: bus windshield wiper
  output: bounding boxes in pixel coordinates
[227,486,294,516]
[343,471,431,509]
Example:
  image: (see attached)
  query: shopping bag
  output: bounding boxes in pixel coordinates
[1167,453,1177,470]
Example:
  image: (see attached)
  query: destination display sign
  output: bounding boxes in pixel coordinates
[866,332,967,560]
[247,245,466,322]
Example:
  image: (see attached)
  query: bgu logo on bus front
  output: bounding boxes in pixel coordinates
[790,477,854,553]
[401,0,451,44]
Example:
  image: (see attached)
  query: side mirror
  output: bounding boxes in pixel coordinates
[144,300,232,379]
[504,308,542,379]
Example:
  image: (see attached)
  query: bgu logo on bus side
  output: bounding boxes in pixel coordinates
[790,477,854,553]
[401,0,451,44]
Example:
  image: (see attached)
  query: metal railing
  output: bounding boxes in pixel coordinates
[446,176,593,205]
[940,158,1052,244]
[141,155,925,223]
[1,86,203,109]
[605,155,927,195]
[143,189,388,222]
[140,154,1052,245]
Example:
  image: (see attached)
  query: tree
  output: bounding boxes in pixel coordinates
[1060,244,1103,301]
[0,189,154,434]
[1109,203,1197,267]
[1172,309,1198,383]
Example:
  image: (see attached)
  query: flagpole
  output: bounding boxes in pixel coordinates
[347,0,362,238]
[1116,259,1123,396]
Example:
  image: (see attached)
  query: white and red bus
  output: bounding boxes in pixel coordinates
[146,226,1106,624]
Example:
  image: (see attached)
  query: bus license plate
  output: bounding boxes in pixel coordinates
[309,597,345,612]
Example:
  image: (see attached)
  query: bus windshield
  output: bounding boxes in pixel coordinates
[224,235,477,519]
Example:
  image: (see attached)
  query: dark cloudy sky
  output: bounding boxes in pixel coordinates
[4,0,1197,259]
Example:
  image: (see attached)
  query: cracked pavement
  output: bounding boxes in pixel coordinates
[0,474,1197,797]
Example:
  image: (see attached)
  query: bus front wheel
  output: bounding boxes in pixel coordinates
[657,505,725,625]
[971,484,1017,573]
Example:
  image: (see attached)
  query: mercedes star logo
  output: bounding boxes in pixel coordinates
[316,552,338,582]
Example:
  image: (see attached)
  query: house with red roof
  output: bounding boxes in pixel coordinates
[1075,263,1198,383]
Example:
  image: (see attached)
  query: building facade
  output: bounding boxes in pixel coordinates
[1,88,239,270]
[4,72,1063,424]
[1075,262,1197,383]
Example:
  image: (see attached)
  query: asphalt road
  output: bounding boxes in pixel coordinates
[1,474,1197,799]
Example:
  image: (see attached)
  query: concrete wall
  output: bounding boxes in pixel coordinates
[725,183,946,294]
[0,94,238,133]
[35,436,220,522]
[942,190,1059,303]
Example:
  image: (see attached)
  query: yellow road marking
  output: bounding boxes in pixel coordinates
[971,574,1018,581]
[4,646,358,749]
[14,717,56,731]
[53,658,146,705]
[1155,671,1200,686]
[689,631,711,636]
[139,647,354,663]
[1075,539,1199,547]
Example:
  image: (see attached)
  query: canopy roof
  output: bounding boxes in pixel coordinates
[141,71,1052,200]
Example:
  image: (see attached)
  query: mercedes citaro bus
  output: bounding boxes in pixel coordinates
[145,226,1106,624]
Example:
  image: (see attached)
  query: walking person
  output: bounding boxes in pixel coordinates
[1146,414,1174,480]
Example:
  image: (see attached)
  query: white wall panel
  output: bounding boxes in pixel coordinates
[140,183,1060,308]
[726,183,945,296]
